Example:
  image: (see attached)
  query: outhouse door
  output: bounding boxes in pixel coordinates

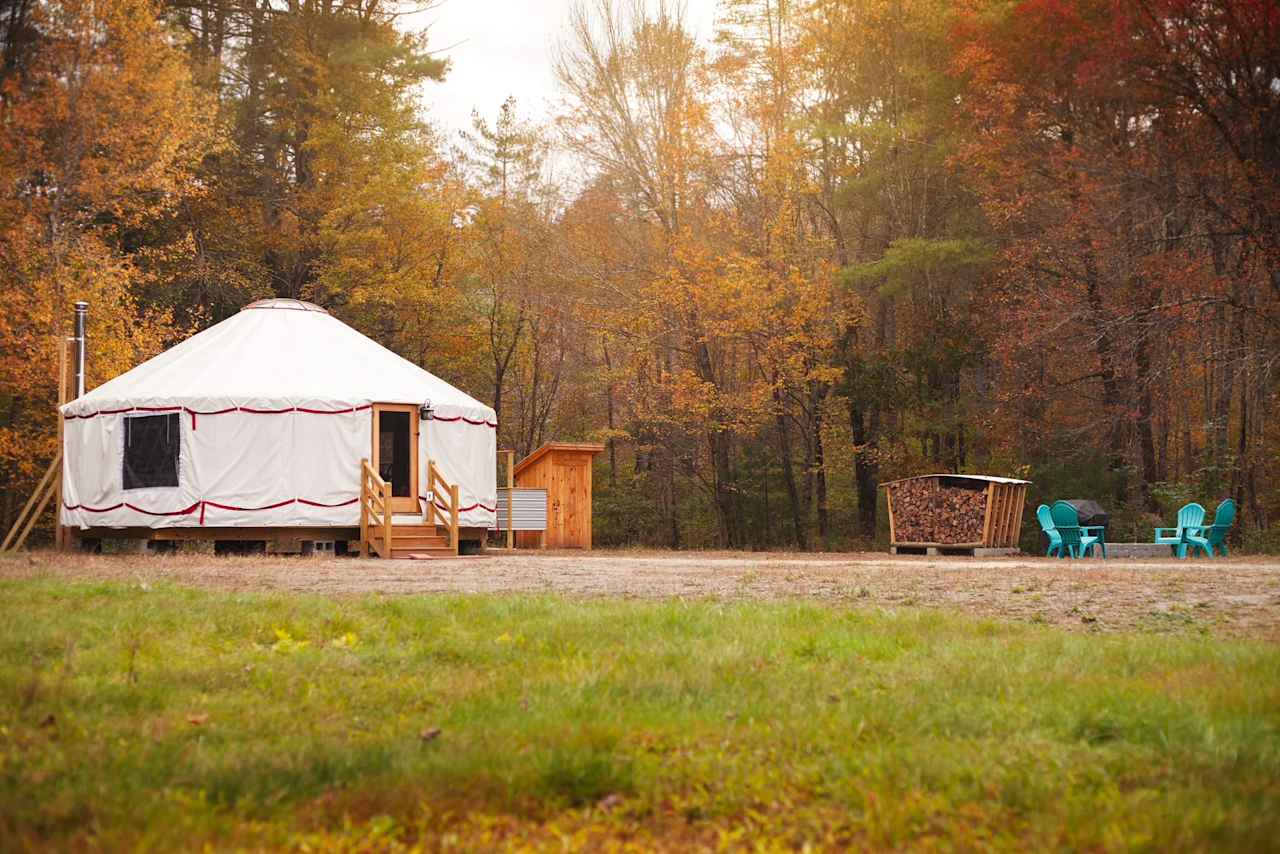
[550,457,590,548]
[371,403,420,514]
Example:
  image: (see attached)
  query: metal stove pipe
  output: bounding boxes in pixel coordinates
[73,301,87,399]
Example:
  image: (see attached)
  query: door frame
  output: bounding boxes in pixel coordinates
[370,403,420,514]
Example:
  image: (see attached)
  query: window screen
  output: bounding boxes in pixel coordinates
[123,413,180,490]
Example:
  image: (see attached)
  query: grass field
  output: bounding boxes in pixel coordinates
[2,575,1279,850]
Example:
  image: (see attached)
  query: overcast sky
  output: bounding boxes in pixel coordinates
[410,0,721,143]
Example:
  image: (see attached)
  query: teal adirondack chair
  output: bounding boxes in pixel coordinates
[1037,505,1064,557]
[1186,499,1236,558]
[1154,502,1206,558]
[1049,501,1104,558]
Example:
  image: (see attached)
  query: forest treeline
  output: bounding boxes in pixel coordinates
[1,0,1277,549]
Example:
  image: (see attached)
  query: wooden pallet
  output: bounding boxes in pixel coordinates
[890,544,1020,557]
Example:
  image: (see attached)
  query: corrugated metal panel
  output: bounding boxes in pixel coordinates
[491,488,548,531]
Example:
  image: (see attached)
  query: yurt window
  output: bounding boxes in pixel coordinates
[123,413,180,489]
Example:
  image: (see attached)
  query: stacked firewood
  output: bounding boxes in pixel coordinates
[888,478,987,544]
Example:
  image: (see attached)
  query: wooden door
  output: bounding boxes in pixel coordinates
[371,404,419,514]
[561,460,587,548]
[545,457,590,549]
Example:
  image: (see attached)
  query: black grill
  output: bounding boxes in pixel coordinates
[1039,499,1108,553]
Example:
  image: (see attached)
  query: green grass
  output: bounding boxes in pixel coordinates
[1,579,1278,851]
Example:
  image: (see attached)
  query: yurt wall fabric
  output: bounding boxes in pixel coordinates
[424,414,497,517]
[59,301,497,530]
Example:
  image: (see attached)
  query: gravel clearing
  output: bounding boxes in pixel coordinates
[4,550,1279,640]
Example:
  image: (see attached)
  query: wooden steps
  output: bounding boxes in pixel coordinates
[390,540,454,558]
[390,535,448,549]
[360,460,462,559]
[366,524,454,559]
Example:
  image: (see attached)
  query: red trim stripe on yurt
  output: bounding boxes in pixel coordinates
[65,495,367,526]
[62,403,497,429]
[426,497,497,513]
[63,403,373,420]
[432,414,499,428]
[64,496,502,523]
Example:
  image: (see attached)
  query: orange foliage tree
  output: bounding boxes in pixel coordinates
[954,0,1279,526]
[0,0,215,534]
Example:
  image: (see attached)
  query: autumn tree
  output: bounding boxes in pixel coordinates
[459,97,565,455]
[557,0,748,546]
[760,0,994,540]
[0,0,214,533]
[954,0,1278,527]
[3,0,1273,551]
[712,0,854,548]
[167,0,447,315]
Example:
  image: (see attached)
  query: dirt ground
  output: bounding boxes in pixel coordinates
[4,549,1280,640]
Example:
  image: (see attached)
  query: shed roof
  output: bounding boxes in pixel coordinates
[513,442,605,478]
[881,473,1032,487]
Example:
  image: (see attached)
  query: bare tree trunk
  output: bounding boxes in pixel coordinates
[1082,263,1128,502]
[602,340,616,487]
[812,389,829,548]
[800,421,814,547]
[663,446,680,549]
[774,403,806,550]
[1134,336,1159,511]
[850,401,879,540]
[693,337,739,548]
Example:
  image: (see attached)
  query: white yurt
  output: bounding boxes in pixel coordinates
[60,299,497,541]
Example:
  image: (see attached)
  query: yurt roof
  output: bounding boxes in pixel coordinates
[61,299,495,423]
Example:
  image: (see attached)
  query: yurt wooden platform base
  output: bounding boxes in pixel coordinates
[883,474,1031,556]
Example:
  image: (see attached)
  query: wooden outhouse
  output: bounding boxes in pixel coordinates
[513,442,604,549]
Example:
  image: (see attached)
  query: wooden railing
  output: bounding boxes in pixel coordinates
[359,458,392,558]
[427,460,460,553]
[360,458,460,557]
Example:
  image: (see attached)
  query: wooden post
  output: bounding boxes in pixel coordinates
[980,483,995,547]
[55,337,68,550]
[427,450,437,517]
[1013,484,1028,550]
[505,449,514,550]
[1003,485,1017,546]
[359,459,369,558]
[382,479,392,558]
[884,486,897,546]
[449,483,460,554]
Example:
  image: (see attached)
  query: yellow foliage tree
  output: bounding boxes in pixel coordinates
[0,0,215,534]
